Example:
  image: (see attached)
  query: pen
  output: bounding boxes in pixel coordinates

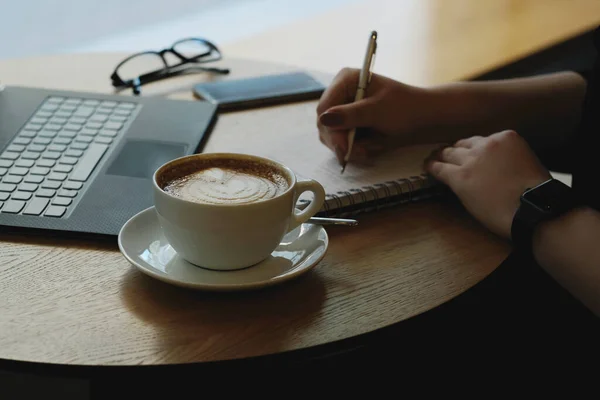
[341,30,378,174]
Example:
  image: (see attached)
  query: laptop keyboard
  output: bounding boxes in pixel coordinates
[0,96,139,218]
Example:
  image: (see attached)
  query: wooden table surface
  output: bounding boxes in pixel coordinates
[1,0,599,368]
[224,0,600,86]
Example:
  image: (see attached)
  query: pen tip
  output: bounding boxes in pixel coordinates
[340,164,346,174]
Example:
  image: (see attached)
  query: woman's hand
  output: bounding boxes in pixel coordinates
[425,130,551,239]
[316,68,431,163]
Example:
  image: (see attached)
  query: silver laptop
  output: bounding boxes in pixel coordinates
[0,84,217,237]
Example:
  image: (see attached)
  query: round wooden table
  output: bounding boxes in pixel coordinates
[0,54,510,373]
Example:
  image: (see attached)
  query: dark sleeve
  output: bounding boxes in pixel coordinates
[532,69,590,174]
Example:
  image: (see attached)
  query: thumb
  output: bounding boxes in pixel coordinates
[319,98,378,130]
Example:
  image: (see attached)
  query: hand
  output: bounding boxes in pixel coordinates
[316,68,430,163]
[425,130,551,239]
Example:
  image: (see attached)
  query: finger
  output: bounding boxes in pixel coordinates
[425,160,459,186]
[439,146,470,165]
[319,128,348,152]
[319,97,379,130]
[455,136,484,149]
[316,68,360,116]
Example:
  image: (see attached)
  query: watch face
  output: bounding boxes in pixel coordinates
[523,179,572,213]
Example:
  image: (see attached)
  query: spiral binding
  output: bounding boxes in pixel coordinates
[299,173,444,218]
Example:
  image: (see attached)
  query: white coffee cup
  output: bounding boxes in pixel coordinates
[153,153,326,270]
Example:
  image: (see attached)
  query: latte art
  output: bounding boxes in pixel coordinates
[164,166,289,205]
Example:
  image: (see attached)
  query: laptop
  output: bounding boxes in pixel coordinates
[0,84,217,237]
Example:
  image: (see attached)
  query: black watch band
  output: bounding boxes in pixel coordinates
[510,178,579,258]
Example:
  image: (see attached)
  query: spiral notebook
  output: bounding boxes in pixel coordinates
[293,143,447,218]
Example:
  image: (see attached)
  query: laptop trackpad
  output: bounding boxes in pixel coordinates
[106,140,188,179]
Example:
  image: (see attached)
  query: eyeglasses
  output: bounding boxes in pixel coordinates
[110,37,230,95]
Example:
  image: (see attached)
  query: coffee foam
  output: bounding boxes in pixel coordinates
[160,158,290,205]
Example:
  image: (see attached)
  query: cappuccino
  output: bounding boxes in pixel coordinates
[161,158,290,205]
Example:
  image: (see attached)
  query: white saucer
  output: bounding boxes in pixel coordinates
[117,207,329,291]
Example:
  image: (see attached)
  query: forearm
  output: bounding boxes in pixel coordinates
[533,207,600,316]
[418,71,587,150]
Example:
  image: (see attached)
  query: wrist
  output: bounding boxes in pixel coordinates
[417,83,476,143]
[533,206,592,267]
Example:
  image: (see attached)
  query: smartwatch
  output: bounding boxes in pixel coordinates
[511,178,580,257]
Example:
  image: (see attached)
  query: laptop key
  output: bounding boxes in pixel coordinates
[69,116,87,125]
[36,111,53,118]
[30,117,48,125]
[109,115,128,122]
[64,99,81,106]
[37,188,57,196]
[6,144,25,153]
[41,103,59,112]
[41,181,61,190]
[48,172,68,181]
[75,135,93,144]
[0,160,13,168]
[9,167,28,176]
[0,168,7,176]
[37,159,55,168]
[25,123,43,131]
[33,137,52,145]
[80,128,98,136]
[54,137,72,145]
[57,130,77,138]
[70,143,108,182]
[95,136,112,145]
[71,142,88,150]
[12,191,32,201]
[3,175,22,184]
[96,107,112,115]
[19,183,38,192]
[21,152,41,160]
[104,121,123,130]
[59,156,78,165]
[28,145,47,153]
[42,151,62,160]
[23,197,50,216]
[90,114,108,123]
[85,122,103,130]
[65,149,83,158]
[55,111,72,118]
[52,196,72,206]
[58,189,78,198]
[0,183,16,192]
[83,99,100,106]
[73,106,95,117]
[48,144,67,153]
[1,152,20,160]
[54,165,73,173]
[0,192,8,201]
[24,175,44,184]
[99,129,118,137]
[100,101,117,108]
[45,124,62,131]
[19,130,38,138]
[2,200,25,213]
[44,205,66,218]
[39,129,58,138]
[49,117,68,125]
[31,167,50,175]
[46,97,65,104]
[64,123,83,131]
[13,137,32,145]
[63,181,82,190]
[15,159,34,168]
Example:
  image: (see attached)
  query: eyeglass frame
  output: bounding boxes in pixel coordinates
[110,37,230,95]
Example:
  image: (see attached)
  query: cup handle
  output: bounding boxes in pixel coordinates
[288,179,326,232]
